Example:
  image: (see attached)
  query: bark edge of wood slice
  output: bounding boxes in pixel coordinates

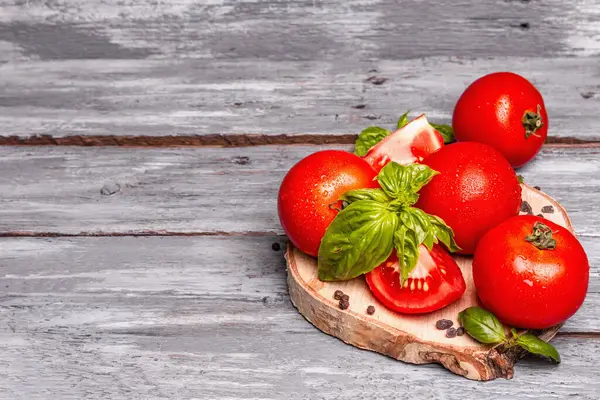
[286,184,571,381]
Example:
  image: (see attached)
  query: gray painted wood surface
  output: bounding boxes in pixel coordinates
[0,145,598,236]
[1,236,600,400]
[0,0,599,141]
[1,0,599,397]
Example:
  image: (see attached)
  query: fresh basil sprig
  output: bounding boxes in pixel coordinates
[516,333,561,363]
[318,162,460,283]
[459,307,560,363]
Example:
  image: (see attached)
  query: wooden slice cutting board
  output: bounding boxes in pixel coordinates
[286,184,572,381]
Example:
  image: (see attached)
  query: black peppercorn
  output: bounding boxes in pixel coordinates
[520,201,533,215]
[436,319,453,330]
[446,327,457,338]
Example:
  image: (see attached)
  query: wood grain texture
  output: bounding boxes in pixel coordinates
[0,235,599,399]
[1,0,598,60]
[0,145,598,237]
[0,0,599,141]
[0,57,598,142]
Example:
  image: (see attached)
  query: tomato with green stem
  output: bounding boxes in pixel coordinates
[452,72,548,168]
[473,215,589,329]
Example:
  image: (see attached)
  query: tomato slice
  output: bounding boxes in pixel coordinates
[365,245,466,314]
[363,115,444,172]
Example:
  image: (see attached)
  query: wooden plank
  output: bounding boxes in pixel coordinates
[0,145,598,237]
[0,57,598,143]
[0,236,598,332]
[1,0,598,60]
[0,236,599,398]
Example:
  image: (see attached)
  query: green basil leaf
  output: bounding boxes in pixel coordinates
[318,200,398,281]
[354,126,391,157]
[376,162,438,202]
[394,225,420,284]
[397,110,411,129]
[407,164,440,193]
[340,188,391,205]
[430,123,455,144]
[517,175,525,184]
[516,333,561,363]
[406,208,436,250]
[458,307,507,344]
[428,214,461,253]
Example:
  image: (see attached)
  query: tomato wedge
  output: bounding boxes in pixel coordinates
[363,115,444,172]
[365,245,466,314]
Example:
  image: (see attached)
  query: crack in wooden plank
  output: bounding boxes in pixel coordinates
[0,231,598,240]
[0,231,286,238]
[0,134,597,147]
[557,332,600,339]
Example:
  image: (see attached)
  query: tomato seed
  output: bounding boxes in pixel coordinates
[271,242,281,251]
[541,205,554,214]
[366,305,376,315]
[520,201,533,215]
[339,300,349,310]
[436,319,453,330]
[445,327,457,338]
[333,290,344,300]
[456,327,465,336]
[341,294,350,302]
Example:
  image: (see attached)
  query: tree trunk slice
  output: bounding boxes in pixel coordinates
[286,184,572,380]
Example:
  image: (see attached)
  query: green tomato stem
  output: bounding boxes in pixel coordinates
[525,221,556,250]
[522,104,544,139]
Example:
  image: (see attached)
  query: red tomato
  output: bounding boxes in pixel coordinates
[366,245,466,314]
[364,115,444,172]
[278,150,378,257]
[416,142,522,255]
[453,72,548,168]
[473,216,589,329]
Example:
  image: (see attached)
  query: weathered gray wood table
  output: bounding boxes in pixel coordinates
[0,1,599,398]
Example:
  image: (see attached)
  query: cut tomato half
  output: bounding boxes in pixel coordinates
[365,245,466,314]
[363,115,444,172]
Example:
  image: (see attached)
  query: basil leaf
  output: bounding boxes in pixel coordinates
[394,225,420,283]
[397,110,411,129]
[318,200,398,281]
[431,123,455,144]
[459,307,507,344]
[377,162,438,202]
[340,188,391,205]
[354,126,391,157]
[517,175,525,184]
[407,164,440,193]
[516,333,561,363]
[429,214,461,253]
[406,208,436,250]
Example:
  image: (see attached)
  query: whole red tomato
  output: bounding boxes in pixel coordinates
[452,72,548,168]
[416,142,522,255]
[278,150,378,256]
[473,215,589,329]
